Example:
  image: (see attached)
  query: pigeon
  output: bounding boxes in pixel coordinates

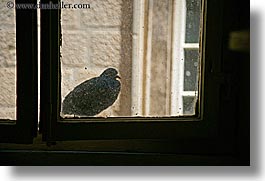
[62,68,121,117]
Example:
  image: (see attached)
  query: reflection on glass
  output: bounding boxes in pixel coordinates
[184,49,199,91]
[183,96,196,115]
[185,0,201,43]
[0,0,16,120]
[60,0,202,118]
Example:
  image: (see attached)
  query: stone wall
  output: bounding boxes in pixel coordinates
[61,0,133,117]
[0,1,16,120]
[60,0,175,117]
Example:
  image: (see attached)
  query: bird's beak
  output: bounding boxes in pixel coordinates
[116,75,121,80]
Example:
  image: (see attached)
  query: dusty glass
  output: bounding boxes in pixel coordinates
[60,0,201,118]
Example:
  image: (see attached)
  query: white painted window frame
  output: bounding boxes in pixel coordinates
[131,0,146,116]
[131,0,200,116]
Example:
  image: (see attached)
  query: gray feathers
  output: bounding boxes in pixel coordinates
[62,68,121,116]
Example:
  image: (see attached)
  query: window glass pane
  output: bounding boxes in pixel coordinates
[60,0,202,118]
[184,49,199,91]
[0,0,16,120]
[183,96,196,115]
[185,0,201,43]
[60,0,132,118]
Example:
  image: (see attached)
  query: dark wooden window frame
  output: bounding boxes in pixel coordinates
[34,0,249,165]
[0,0,38,144]
[41,0,216,141]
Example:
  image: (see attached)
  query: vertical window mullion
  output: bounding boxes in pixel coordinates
[171,0,186,116]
